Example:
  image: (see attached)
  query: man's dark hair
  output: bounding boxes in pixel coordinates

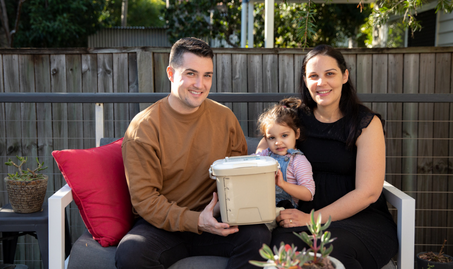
[169,37,214,68]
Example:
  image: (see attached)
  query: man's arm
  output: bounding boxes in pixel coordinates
[122,139,201,233]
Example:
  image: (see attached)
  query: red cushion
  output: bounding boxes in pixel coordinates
[52,138,133,247]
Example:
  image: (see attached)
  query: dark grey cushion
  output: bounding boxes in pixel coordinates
[245,136,261,155]
[100,137,122,146]
[67,231,227,269]
[67,231,117,269]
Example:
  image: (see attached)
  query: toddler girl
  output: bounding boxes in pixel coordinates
[256,97,315,209]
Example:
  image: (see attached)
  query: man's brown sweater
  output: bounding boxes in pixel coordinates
[122,97,247,234]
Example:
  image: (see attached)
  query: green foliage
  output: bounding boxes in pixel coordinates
[252,2,371,48]
[103,0,166,27]
[128,0,165,27]
[295,1,316,49]
[310,3,372,47]
[5,156,48,181]
[13,0,106,48]
[250,210,335,269]
[250,243,312,268]
[386,19,406,47]
[164,0,241,47]
[294,210,335,263]
[371,0,452,37]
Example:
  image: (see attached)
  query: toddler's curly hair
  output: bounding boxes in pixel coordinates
[257,97,303,137]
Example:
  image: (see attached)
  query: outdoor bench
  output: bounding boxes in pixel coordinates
[48,135,415,269]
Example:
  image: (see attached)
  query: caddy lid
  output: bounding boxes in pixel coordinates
[209,155,278,177]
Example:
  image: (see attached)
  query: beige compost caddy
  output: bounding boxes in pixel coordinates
[209,155,279,225]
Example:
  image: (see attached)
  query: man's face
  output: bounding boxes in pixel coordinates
[167,52,213,114]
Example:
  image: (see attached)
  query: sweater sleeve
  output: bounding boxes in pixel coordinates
[287,154,315,201]
[122,139,201,233]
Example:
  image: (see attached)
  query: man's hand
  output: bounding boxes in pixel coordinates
[198,192,239,236]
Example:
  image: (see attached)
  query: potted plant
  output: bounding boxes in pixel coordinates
[4,156,48,213]
[416,240,453,269]
[250,210,344,269]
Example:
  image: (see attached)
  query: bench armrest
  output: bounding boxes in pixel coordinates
[49,184,73,269]
[383,181,415,269]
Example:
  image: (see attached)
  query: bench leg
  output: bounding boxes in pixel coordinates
[2,232,18,264]
[36,227,49,269]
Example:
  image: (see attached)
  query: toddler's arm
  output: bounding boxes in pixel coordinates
[276,169,313,202]
[286,154,315,201]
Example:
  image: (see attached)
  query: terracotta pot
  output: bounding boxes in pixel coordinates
[5,175,48,213]
[416,252,453,269]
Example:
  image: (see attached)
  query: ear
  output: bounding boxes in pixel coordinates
[167,66,175,82]
[342,69,349,84]
[295,128,300,140]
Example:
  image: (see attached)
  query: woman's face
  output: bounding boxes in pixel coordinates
[304,55,349,110]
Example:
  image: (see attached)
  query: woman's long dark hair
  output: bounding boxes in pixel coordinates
[299,44,376,147]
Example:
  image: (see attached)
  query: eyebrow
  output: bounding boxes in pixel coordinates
[184,68,213,75]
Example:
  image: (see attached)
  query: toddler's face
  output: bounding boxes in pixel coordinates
[265,123,300,156]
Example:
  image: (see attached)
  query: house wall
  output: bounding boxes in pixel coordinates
[438,11,453,46]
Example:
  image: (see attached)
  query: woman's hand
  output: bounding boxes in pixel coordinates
[276,209,310,228]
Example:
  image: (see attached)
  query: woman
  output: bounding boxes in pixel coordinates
[263,45,398,269]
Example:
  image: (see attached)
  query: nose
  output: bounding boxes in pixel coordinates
[317,77,325,86]
[194,76,202,89]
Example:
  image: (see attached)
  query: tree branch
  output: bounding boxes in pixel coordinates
[304,0,311,47]
[0,0,10,46]
[10,0,26,47]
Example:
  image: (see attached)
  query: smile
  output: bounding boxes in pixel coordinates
[317,90,331,94]
[189,90,202,95]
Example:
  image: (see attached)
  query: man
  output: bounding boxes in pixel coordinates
[115,37,270,269]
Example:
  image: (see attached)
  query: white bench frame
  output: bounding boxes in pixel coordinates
[48,103,416,269]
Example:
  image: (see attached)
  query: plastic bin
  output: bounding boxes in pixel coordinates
[209,155,278,225]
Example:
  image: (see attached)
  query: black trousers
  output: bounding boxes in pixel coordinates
[115,218,271,269]
[271,226,382,269]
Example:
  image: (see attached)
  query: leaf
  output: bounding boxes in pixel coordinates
[249,260,273,267]
[294,231,313,246]
[259,244,275,260]
[322,244,334,257]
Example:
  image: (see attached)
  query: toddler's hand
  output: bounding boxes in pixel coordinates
[275,170,285,188]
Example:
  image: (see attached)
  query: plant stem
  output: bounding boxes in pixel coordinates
[312,234,318,263]
[439,239,447,256]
